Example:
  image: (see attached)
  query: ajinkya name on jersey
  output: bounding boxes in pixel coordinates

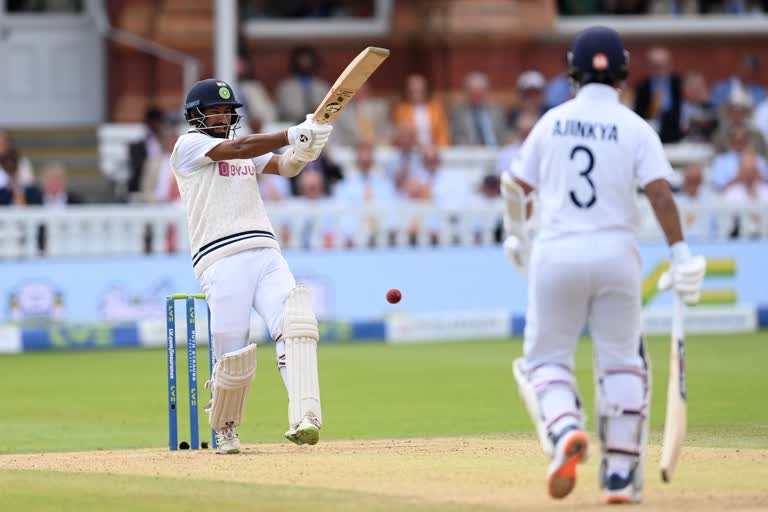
[218,161,257,177]
[552,119,618,142]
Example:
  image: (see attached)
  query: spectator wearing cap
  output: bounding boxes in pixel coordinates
[450,72,507,146]
[712,86,767,155]
[634,46,683,143]
[508,70,548,128]
[393,73,451,147]
[711,53,767,109]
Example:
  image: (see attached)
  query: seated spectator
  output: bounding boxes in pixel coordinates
[674,163,718,239]
[450,71,507,146]
[712,87,767,155]
[508,70,547,128]
[39,163,82,206]
[470,174,504,244]
[545,68,572,109]
[275,46,331,123]
[293,169,336,248]
[235,50,277,134]
[710,126,768,190]
[384,121,427,187]
[679,72,718,143]
[141,124,180,204]
[393,73,451,147]
[496,110,539,174]
[289,152,343,196]
[711,53,767,109]
[335,143,397,247]
[418,146,471,245]
[258,173,291,202]
[128,107,166,197]
[722,152,768,238]
[0,130,35,187]
[634,46,683,143]
[332,82,391,147]
[0,148,42,206]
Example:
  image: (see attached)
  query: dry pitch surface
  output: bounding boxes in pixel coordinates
[2,437,766,511]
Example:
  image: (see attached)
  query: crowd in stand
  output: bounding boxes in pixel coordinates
[1,44,767,244]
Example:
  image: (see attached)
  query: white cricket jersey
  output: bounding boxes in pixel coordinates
[515,83,674,241]
[171,131,278,278]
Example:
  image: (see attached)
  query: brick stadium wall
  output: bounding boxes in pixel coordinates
[107,0,768,121]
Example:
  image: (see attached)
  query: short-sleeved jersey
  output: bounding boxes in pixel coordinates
[515,83,674,242]
[171,131,277,278]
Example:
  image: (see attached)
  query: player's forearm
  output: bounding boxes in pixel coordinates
[645,179,684,246]
[230,131,289,158]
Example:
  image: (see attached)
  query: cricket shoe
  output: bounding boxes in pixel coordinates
[603,471,641,504]
[284,415,321,446]
[547,427,589,499]
[216,421,240,454]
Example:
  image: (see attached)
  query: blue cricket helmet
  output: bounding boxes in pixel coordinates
[567,26,629,86]
[183,78,243,138]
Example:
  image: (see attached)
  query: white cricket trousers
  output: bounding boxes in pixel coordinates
[198,248,296,360]
[523,231,644,371]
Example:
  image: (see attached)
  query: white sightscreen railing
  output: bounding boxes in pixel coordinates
[0,200,766,259]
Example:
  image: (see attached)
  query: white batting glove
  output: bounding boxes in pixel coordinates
[657,242,707,305]
[287,114,333,148]
[503,235,530,277]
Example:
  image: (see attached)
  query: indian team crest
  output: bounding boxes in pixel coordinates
[219,87,231,99]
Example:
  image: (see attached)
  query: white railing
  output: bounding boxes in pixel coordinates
[1,201,767,259]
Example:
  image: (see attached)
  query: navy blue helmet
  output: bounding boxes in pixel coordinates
[567,26,629,86]
[183,79,243,138]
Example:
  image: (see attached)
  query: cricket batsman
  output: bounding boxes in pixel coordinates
[502,27,706,503]
[170,78,332,453]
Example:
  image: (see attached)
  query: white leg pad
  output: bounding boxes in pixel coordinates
[283,285,322,428]
[208,343,257,430]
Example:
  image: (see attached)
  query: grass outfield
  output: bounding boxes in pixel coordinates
[0,332,766,453]
[1,333,767,511]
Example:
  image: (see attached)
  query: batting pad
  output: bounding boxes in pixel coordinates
[513,358,554,456]
[283,285,322,428]
[208,343,257,430]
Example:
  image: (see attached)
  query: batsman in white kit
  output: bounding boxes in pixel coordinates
[170,78,332,454]
[502,27,706,503]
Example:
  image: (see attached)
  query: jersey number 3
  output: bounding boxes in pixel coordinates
[569,145,596,209]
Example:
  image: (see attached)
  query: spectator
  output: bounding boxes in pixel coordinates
[294,169,336,248]
[0,130,35,187]
[275,46,331,123]
[496,110,539,174]
[508,70,548,128]
[258,173,292,202]
[674,163,718,239]
[710,127,768,190]
[712,87,767,155]
[711,53,767,109]
[470,173,504,244]
[679,72,718,143]
[723,152,768,238]
[128,107,166,197]
[289,152,343,196]
[384,121,427,187]
[0,149,42,205]
[235,50,277,134]
[418,146,471,245]
[39,163,82,206]
[545,69,572,109]
[634,46,683,143]
[335,143,397,246]
[450,71,507,146]
[332,82,391,147]
[140,124,180,204]
[392,73,451,147]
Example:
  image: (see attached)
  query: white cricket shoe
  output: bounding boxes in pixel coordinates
[216,421,240,454]
[547,428,589,499]
[603,470,642,504]
[284,415,321,446]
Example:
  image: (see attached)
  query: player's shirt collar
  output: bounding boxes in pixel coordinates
[576,83,620,102]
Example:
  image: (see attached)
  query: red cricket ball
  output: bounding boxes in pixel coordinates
[386,288,402,304]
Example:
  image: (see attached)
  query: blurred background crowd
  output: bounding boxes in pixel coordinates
[1,0,768,252]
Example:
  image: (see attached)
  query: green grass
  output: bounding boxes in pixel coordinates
[0,332,766,454]
[0,471,492,512]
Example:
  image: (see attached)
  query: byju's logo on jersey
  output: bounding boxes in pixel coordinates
[218,161,256,177]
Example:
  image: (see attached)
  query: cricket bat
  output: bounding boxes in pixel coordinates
[660,293,687,482]
[311,46,390,124]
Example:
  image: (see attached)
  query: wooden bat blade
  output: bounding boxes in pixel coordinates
[312,46,390,124]
[660,294,687,482]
